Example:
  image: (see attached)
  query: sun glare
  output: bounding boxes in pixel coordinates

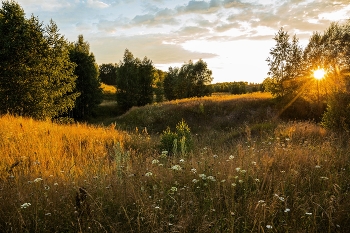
[313,68,325,80]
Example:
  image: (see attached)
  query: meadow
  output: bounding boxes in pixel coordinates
[0,92,349,232]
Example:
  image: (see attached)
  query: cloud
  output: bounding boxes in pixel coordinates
[87,0,109,9]
[89,34,217,65]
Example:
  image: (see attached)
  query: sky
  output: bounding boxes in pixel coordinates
[14,0,350,83]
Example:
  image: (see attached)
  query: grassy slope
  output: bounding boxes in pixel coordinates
[1,93,350,232]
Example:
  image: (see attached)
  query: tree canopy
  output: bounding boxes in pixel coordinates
[163,59,213,100]
[69,35,103,120]
[0,1,78,120]
[116,49,155,111]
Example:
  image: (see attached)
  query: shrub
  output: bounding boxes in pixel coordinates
[160,119,192,155]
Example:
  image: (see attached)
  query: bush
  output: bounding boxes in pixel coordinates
[160,119,192,155]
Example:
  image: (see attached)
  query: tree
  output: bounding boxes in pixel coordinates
[99,63,118,85]
[0,1,78,120]
[163,59,213,100]
[116,49,155,111]
[69,35,103,120]
[266,28,304,99]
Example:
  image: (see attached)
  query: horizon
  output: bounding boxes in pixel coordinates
[15,0,350,83]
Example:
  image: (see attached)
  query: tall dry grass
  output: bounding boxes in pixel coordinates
[0,93,350,232]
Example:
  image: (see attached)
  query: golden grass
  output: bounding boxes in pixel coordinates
[0,95,350,232]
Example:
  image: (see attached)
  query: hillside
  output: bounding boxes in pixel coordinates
[1,94,350,232]
[107,92,275,133]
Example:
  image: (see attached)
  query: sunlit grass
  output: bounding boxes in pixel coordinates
[1,94,350,232]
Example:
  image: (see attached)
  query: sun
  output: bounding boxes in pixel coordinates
[313,68,325,80]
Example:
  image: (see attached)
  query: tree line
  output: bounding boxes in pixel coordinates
[0,1,216,120]
[265,21,350,131]
[0,1,102,121]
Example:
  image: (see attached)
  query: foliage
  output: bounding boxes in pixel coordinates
[0,1,78,120]
[160,119,193,155]
[302,21,350,130]
[265,28,304,99]
[69,35,103,120]
[153,69,166,102]
[163,59,213,100]
[116,49,155,111]
[211,82,262,94]
[99,63,118,85]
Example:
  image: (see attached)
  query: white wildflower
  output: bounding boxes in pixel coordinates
[170,187,177,193]
[235,167,241,172]
[145,172,153,177]
[320,176,329,180]
[266,225,273,229]
[179,159,185,163]
[306,212,312,215]
[171,165,182,171]
[240,170,246,174]
[238,180,244,184]
[284,208,290,213]
[315,165,321,169]
[152,159,159,165]
[21,203,31,209]
[54,182,58,186]
[33,178,43,183]
[192,179,199,183]
[207,176,216,182]
[229,155,234,160]
[231,183,236,187]
[199,174,207,180]
[191,168,197,174]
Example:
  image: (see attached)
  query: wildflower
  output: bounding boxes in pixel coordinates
[258,200,265,204]
[266,225,273,229]
[240,170,246,174]
[284,208,290,213]
[229,155,234,160]
[21,203,31,209]
[221,179,226,183]
[231,183,236,187]
[45,213,51,216]
[320,176,329,180]
[251,161,257,165]
[191,168,197,174]
[54,182,58,186]
[238,180,244,184]
[44,185,50,190]
[145,172,153,177]
[306,212,312,215]
[170,187,177,193]
[315,165,321,169]
[199,174,207,180]
[155,206,160,209]
[192,179,199,183]
[207,176,216,182]
[235,167,241,172]
[255,178,260,182]
[171,165,182,171]
[179,159,185,163]
[151,159,159,164]
[34,178,43,183]
[213,154,218,158]
[161,151,168,155]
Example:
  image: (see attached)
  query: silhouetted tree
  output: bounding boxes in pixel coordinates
[99,63,118,85]
[116,49,155,111]
[0,1,78,120]
[69,35,103,120]
[163,59,213,100]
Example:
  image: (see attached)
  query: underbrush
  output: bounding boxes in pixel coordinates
[1,113,349,232]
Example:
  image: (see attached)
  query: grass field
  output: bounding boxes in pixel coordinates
[0,92,349,232]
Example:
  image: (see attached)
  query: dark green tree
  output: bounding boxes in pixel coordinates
[153,69,166,102]
[116,49,155,111]
[0,1,78,120]
[99,63,118,85]
[69,35,103,120]
[163,59,213,100]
